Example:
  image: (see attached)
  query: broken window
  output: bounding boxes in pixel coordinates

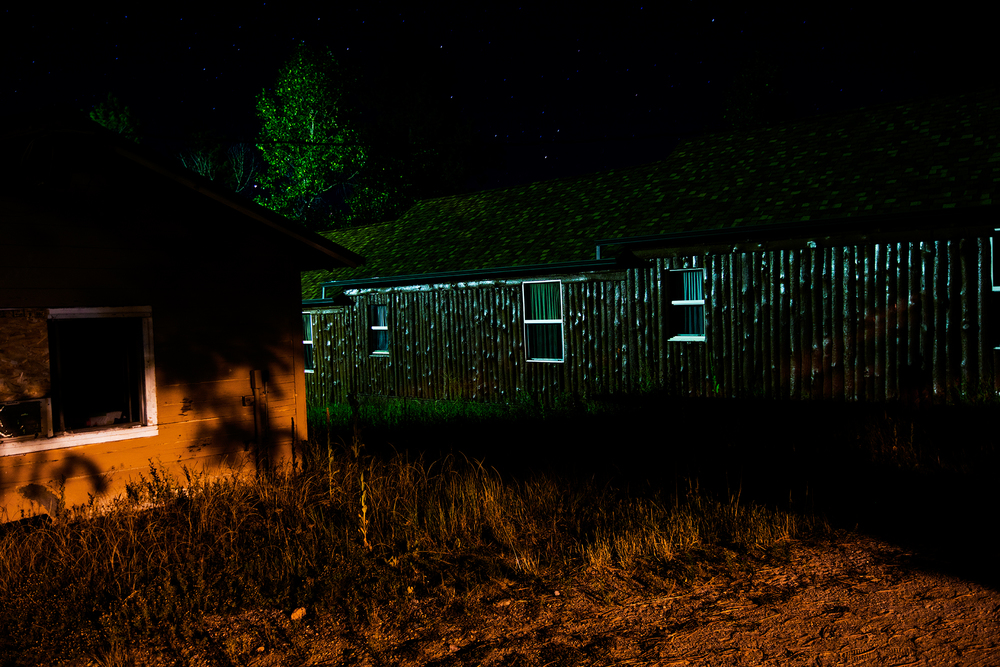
[49,316,147,431]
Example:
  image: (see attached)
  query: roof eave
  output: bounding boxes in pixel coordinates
[320,257,625,294]
[112,145,365,268]
[596,206,995,255]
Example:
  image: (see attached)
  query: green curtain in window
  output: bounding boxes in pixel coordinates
[527,323,563,359]
[525,283,562,359]
[682,270,703,300]
[527,282,560,320]
[681,271,704,335]
[301,313,313,340]
[682,305,705,335]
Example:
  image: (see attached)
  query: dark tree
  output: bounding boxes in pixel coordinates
[348,39,504,226]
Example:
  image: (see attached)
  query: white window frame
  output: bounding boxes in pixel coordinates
[523,280,565,363]
[667,268,707,342]
[368,304,389,357]
[0,306,158,457]
[302,311,315,373]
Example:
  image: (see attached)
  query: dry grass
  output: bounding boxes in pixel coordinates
[0,429,823,665]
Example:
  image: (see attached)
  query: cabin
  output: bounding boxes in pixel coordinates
[0,110,362,520]
[302,88,999,409]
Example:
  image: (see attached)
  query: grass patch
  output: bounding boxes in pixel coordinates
[0,431,822,665]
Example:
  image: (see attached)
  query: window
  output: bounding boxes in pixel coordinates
[302,312,315,373]
[523,280,564,362]
[667,269,706,341]
[1,306,158,456]
[992,229,1000,292]
[368,304,389,356]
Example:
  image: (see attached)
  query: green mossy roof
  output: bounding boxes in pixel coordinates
[303,88,999,299]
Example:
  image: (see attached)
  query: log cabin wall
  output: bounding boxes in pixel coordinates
[307,234,996,407]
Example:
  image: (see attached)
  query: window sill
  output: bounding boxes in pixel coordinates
[0,425,159,457]
[526,358,565,363]
[668,335,707,342]
[369,352,390,357]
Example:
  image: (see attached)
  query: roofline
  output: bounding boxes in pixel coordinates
[320,258,623,294]
[3,109,364,267]
[302,297,348,308]
[595,206,993,257]
[113,145,364,268]
[321,205,995,294]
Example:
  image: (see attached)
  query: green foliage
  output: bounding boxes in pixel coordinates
[253,41,499,231]
[89,93,141,143]
[254,43,368,229]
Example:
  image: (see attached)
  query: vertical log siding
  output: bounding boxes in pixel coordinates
[306,236,996,407]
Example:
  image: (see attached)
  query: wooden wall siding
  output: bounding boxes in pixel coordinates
[690,238,989,403]
[307,236,993,407]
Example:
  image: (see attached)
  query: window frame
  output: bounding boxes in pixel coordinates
[666,268,707,342]
[523,279,566,363]
[302,311,315,373]
[0,306,158,457]
[368,303,389,357]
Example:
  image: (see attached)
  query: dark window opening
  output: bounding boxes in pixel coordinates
[0,398,51,439]
[50,318,145,432]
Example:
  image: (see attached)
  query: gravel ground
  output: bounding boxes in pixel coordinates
[87,530,1000,666]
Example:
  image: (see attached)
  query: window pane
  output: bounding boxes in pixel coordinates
[368,305,389,354]
[369,329,389,353]
[682,305,705,335]
[993,234,1000,290]
[682,270,703,300]
[302,313,312,341]
[527,323,563,360]
[526,282,560,320]
[304,343,315,371]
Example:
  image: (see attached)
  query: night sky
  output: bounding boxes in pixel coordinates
[5,5,985,192]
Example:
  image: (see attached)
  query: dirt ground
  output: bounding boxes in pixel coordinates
[100,529,1000,666]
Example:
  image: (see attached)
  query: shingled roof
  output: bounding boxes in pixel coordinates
[303,87,999,299]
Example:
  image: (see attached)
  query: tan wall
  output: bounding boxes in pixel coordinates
[0,297,309,521]
[0,181,314,520]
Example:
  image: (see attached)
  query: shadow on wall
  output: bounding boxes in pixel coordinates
[4,308,305,521]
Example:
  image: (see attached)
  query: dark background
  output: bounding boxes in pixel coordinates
[4,5,987,193]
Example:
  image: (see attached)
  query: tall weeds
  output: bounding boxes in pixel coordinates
[0,437,821,664]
